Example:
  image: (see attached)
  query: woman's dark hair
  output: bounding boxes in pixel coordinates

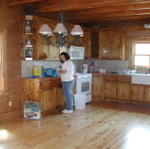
[59,52,70,60]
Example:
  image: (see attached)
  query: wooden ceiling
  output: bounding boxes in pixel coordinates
[8,0,150,27]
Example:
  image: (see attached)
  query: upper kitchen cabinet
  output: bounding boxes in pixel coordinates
[81,28,91,59]
[90,30,99,58]
[99,30,126,60]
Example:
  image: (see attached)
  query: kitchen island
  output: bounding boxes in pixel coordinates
[22,77,65,116]
[92,72,150,104]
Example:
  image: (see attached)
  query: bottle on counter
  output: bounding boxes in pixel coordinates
[89,61,95,73]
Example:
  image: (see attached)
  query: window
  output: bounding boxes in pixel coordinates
[133,43,150,67]
[0,30,7,92]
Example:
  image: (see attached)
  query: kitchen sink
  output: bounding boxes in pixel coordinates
[131,73,150,85]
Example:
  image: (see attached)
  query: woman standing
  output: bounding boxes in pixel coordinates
[59,52,75,114]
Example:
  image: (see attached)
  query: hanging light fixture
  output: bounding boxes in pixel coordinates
[38,0,84,47]
[39,24,53,36]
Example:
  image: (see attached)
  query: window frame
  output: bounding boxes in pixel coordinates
[132,40,150,68]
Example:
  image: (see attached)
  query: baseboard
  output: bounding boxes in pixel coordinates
[0,110,23,121]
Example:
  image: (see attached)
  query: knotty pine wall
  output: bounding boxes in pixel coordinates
[0,0,22,116]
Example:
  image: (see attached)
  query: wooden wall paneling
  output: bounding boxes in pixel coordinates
[0,0,22,115]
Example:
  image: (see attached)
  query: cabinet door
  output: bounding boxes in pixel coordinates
[22,79,41,101]
[143,86,150,103]
[104,82,117,99]
[41,89,56,112]
[55,88,65,107]
[91,30,99,58]
[131,84,144,102]
[99,30,125,60]
[92,75,104,100]
[81,30,91,59]
[111,31,125,60]
[99,31,111,59]
[117,83,130,100]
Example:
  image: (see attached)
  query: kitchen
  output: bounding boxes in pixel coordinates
[1,0,150,149]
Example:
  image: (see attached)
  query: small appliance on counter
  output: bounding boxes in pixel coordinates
[89,61,95,73]
[82,64,88,73]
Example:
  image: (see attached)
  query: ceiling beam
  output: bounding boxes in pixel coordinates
[71,12,150,23]
[67,2,150,16]
[37,0,150,12]
[67,9,150,20]
[8,0,43,6]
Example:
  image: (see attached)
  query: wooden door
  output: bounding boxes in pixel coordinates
[143,86,150,103]
[41,89,56,112]
[92,75,104,100]
[117,83,130,100]
[104,82,117,99]
[131,84,144,103]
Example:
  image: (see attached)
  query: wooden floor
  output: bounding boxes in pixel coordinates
[1,101,150,149]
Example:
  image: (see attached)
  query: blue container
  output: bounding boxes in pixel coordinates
[46,68,58,77]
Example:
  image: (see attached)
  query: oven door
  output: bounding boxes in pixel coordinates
[76,76,91,94]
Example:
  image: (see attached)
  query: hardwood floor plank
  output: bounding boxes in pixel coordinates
[1,102,150,149]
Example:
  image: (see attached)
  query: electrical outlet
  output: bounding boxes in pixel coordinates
[8,101,12,107]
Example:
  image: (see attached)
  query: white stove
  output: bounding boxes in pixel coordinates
[74,73,92,103]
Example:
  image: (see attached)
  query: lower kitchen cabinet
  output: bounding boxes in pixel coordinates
[143,86,150,103]
[92,74,150,104]
[55,88,65,107]
[130,84,144,103]
[117,83,130,100]
[22,77,64,115]
[92,75,104,100]
[104,82,117,99]
[41,89,57,112]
